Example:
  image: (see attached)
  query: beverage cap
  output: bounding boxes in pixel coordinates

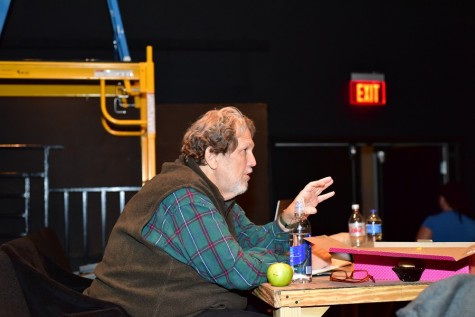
[295,199,305,215]
[351,204,360,210]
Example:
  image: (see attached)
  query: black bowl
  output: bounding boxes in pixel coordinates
[392,266,425,282]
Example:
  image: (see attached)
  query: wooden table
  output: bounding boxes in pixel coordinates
[253,275,431,317]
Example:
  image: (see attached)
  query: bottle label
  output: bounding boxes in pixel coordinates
[290,244,307,266]
[367,223,382,235]
[289,242,312,277]
[349,223,365,237]
[289,240,312,272]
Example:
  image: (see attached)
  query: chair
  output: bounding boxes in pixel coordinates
[0,229,131,317]
[0,247,30,317]
[7,229,92,293]
[26,227,72,271]
[396,274,475,317]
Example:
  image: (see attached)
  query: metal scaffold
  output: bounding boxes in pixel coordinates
[0,0,156,184]
[0,47,156,183]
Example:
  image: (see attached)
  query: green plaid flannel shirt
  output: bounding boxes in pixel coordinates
[142,187,289,290]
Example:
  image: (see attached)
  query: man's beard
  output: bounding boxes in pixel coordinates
[232,180,249,197]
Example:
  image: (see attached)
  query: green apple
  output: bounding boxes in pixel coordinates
[267,262,293,287]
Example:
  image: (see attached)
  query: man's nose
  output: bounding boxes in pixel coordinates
[249,152,257,167]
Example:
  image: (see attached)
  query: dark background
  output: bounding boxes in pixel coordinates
[1,1,474,247]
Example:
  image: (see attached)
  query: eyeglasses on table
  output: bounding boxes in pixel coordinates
[330,269,375,283]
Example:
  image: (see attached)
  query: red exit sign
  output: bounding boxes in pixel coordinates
[349,73,386,106]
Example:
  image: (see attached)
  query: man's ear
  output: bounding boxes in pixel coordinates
[205,147,218,170]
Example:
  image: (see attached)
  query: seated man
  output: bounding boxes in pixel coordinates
[84,106,335,317]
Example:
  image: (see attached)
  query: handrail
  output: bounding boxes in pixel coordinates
[0,144,63,229]
[50,186,141,262]
[100,117,144,136]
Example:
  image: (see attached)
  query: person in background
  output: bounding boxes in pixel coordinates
[84,106,335,317]
[416,181,475,242]
[397,274,475,317]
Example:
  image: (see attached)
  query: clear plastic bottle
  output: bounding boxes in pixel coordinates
[289,199,312,283]
[348,203,367,247]
[366,209,383,242]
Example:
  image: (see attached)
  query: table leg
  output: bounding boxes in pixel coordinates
[274,306,330,317]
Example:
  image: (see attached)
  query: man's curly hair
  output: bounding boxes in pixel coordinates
[181,106,255,165]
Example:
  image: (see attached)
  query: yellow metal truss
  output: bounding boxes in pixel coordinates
[0,46,156,183]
